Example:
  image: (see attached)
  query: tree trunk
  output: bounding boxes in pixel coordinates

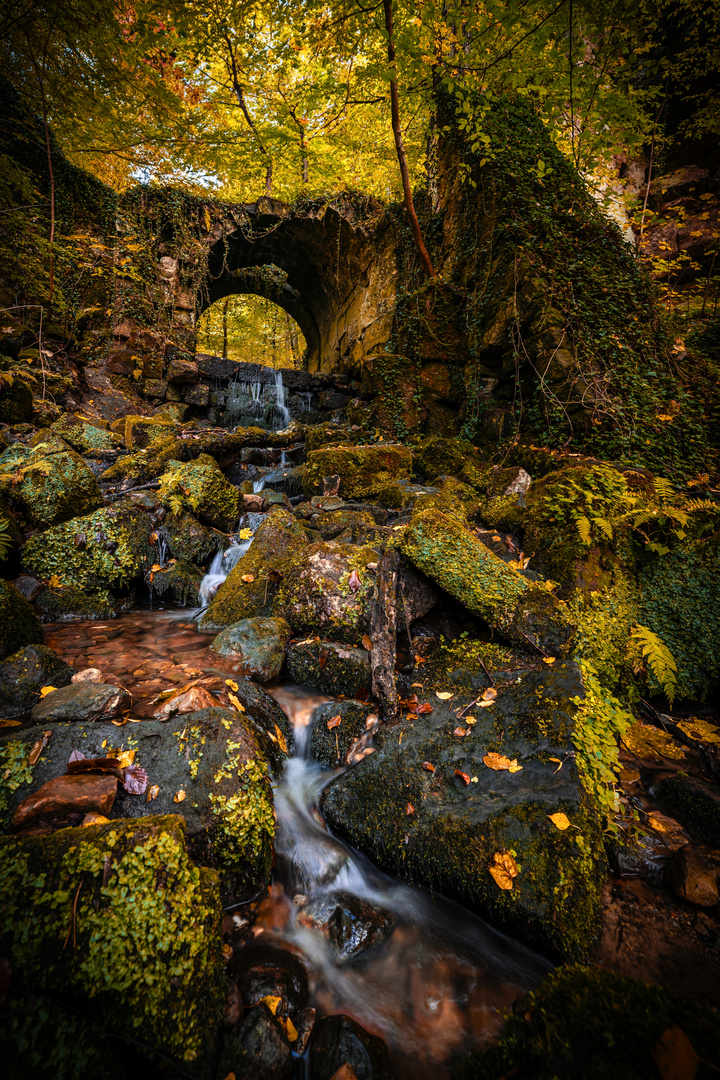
[222,299,229,359]
[382,0,436,278]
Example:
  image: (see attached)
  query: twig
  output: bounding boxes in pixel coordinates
[398,583,415,665]
[521,630,550,657]
[63,879,84,950]
[102,481,161,499]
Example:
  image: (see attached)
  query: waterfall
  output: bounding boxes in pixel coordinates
[298,391,313,412]
[253,478,266,493]
[273,369,290,428]
[198,539,252,606]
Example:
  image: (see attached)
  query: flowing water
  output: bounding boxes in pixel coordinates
[44,610,551,1077]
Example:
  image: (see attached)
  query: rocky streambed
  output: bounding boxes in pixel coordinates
[1,381,720,1078]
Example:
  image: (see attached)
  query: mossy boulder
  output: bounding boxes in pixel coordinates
[0,439,103,528]
[22,501,153,593]
[222,678,294,774]
[320,662,605,961]
[149,559,203,606]
[210,617,292,682]
[401,506,572,654]
[0,580,43,660]
[51,413,122,454]
[315,508,383,543]
[158,457,240,531]
[35,585,119,622]
[30,681,131,723]
[0,815,224,1072]
[286,640,371,698]
[414,435,481,483]
[0,645,73,720]
[200,507,309,631]
[0,376,32,422]
[160,510,225,565]
[309,699,375,767]
[0,709,275,899]
[110,413,177,449]
[303,444,413,501]
[304,423,354,454]
[100,434,184,486]
[278,541,380,645]
[454,965,720,1080]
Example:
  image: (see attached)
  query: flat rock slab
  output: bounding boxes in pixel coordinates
[30,682,131,723]
[11,772,118,831]
[319,662,605,961]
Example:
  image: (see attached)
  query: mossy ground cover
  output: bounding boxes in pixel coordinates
[0,439,103,528]
[158,456,240,531]
[303,443,413,501]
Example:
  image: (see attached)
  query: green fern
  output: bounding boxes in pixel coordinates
[0,511,12,561]
[653,476,676,504]
[631,625,678,704]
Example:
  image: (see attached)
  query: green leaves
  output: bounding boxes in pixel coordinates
[631,625,678,705]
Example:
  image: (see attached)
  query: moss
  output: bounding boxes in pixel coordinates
[316,508,383,543]
[309,700,373,766]
[570,660,633,821]
[149,559,203,606]
[161,510,225,565]
[100,434,183,486]
[51,413,122,453]
[453,965,720,1080]
[0,580,43,659]
[208,757,275,870]
[424,638,522,690]
[278,541,380,644]
[0,816,223,1069]
[303,443,413,500]
[286,642,371,698]
[566,574,638,693]
[0,738,35,830]
[415,435,479,482]
[480,493,526,533]
[0,440,103,528]
[304,423,354,454]
[0,376,32,423]
[200,507,308,630]
[110,413,177,449]
[158,458,240,531]
[22,501,152,592]
[36,585,118,622]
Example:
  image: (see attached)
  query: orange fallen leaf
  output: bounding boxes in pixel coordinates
[455,769,471,784]
[417,703,433,714]
[361,634,373,651]
[488,851,519,891]
[222,944,233,963]
[110,718,128,727]
[436,691,453,700]
[453,727,470,736]
[228,693,246,713]
[422,761,435,773]
[225,679,239,692]
[115,749,135,768]
[482,687,498,701]
[543,657,556,665]
[0,719,22,728]
[548,812,571,830]
[146,784,159,803]
[39,686,57,697]
[484,752,522,772]
[406,803,415,815]
[150,563,163,572]
[259,995,282,1015]
[28,730,52,766]
[241,574,255,583]
[82,812,110,826]
[327,715,342,730]
[174,790,186,803]
[491,534,502,541]
[278,1016,298,1042]
[274,723,288,754]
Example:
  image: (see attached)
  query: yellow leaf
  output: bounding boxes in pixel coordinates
[488,851,518,890]
[101,739,107,749]
[481,687,497,701]
[623,722,684,761]
[150,563,163,572]
[225,679,239,692]
[146,784,159,803]
[476,699,495,708]
[82,812,110,826]
[115,749,135,768]
[222,944,233,963]
[435,691,453,700]
[174,790,186,803]
[548,812,571,830]
[259,995,282,1016]
[228,693,246,713]
[241,573,255,583]
[491,534,501,541]
[48,574,62,588]
[543,657,556,665]
[39,686,57,697]
[278,1016,298,1042]
[274,723,288,754]
[465,717,477,725]
[484,752,521,771]
[237,528,252,539]
[0,719,22,728]
[508,763,523,773]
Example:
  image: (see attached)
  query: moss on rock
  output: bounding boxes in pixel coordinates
[278,541,380,645]
[149,559,203,606]
[0,644,73,720]
[51,413,122,453]
[0,580,43,660]
[36,585,119,622]
[0,439,103,528]
[158,457,240,531]
[22,501,153,593]
[303,444,413,501]
[0,815,224,1070]
[160,510,225,565]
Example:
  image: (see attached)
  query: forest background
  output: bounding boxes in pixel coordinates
[0,0,718,365]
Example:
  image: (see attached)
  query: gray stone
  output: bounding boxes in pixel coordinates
[210,617,292,682]
[183,384,210,407]
[30,682,130,723]
[296,890,395,961]
[0,645,74,720]
[308,700,376,768]
[286,638,371,699]
[310,1014,390,1080]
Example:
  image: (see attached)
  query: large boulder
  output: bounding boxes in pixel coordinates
[158,457,240,531]
[30,682,131,723]
[278,542,380,645]
[0,645,74,720]
[0,581,43,660]
[0,709,275,899]
[0,816,223,1072]
[309,700,376,768]
[22,501,153,593]
[286,640,371,698]
[303,444,413,501]
[51,413,122,454]
[0,438,103,528]
[210,617,292,682]
[200,507,308,630]
[160,510,225,565]
[149,559,204,606]
[320,662,606,961]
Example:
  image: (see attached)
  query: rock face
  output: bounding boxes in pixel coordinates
[30,682,131,723]
[309,700,376,768]
[226,1003,294,1080]
[230,941,309,1014]
[158,457,240,531]
[210,617,292,682]
[664,846,719,907]
[0,439,103,529]
[0,581,44,660]
[0,816,223,1070]
[320,663,606,961]
[286,640,371,698]
[303,444,413,500]
[0,645,74,719]
[11,772,118,831]
[279,542,380,645]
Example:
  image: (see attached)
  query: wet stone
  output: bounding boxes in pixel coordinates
[286,641,371,699]
[296,890,395,961]
[11,772,117,832]
[310,1014,391,1080]
[287,834,350,895]
[0,645,74,720]
[30,682,131,723]
[230,941,309,1015]
[210,617,292,682]
[664,846,719,907]
[225,1002,293,1080]
[309,701,376,768]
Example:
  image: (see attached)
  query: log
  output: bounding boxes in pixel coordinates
[370,548,399,719]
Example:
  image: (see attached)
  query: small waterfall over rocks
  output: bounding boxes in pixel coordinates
[224,368,291,432]
[198,538,252,607]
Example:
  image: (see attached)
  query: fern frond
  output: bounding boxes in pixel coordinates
[685,498,720,514]
[592,516,613,541]
[631,625,678,704]
[653,477,675,503]
[576,515,592,545]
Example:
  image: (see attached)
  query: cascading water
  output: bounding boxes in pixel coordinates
[273,369,290,429]
[198,539,252,606]
[255,687,552,1079]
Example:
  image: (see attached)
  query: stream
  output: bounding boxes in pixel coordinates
[44,607,552,1079]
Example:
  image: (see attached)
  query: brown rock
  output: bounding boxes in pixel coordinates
[11,772,118,831]
[241,493,268,512]
[329,1067,358,1080]
[152,684,218,719]
[664,846,719,907]
[167,357,198,384]
[106,349,137,376]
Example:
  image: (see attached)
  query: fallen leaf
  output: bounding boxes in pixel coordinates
[0,719,22,728]
[543,657,556,665]
[174,790,186,803]
[348,569,362,592]
[476,699,495,708]
[228,693,246,713]
[259,995,282,1016]
[436,691,453,700]
[647,811,681,834]
[110,718,128,727]
[410,682,424,688]
[277,1016,298,1042]
[455,769,471,784]
[651,1026,699,1080]
[82,812,110,826]
[417,702,433,714]
[274,723,288,754]
[48,574,62,588]
[406,803,415,814]
[361,634,373,651]
[453,727,470,736]
[623,722,684,761]
[150,531,158,544]
[491,534,501,541]
[28,730,52,766]
[488,851,519,891]
[123,764,148,795]
[327,715,342,730]
[422,761,435,772]
[465,717,477,725]
[618,767,640,783]
[484,752,522,772]
[222,944,233,963]
[318,652,327,669]
[237,528,252,540]
[146,784,160,803]
[481,687,497,701]
[241,574,255,583]
[39,686,57,698]
[115,749,135,768]
[548,812,571,830]
[150,563,163,572]
[225,679,239,692]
